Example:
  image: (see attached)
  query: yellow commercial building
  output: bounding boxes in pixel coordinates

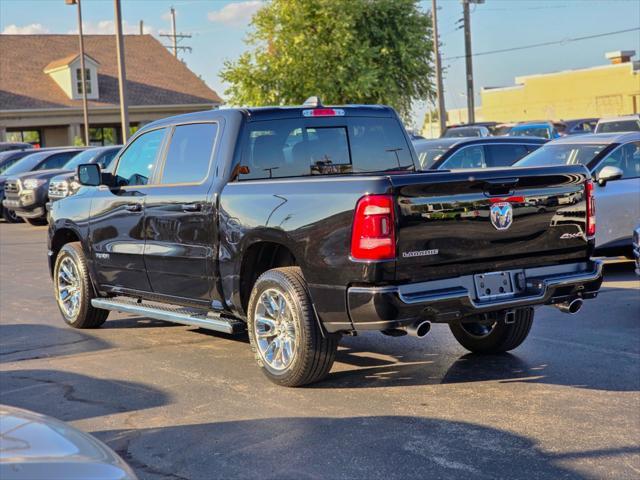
[424,50,640,136]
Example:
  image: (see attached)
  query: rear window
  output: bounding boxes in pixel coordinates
[510,127,550,139]
[596,120,640,134]
[238,117,414,180]
[443,127,482,138]
[515,143,608,167]
[485,144,532,167]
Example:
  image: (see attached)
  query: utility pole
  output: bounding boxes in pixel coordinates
[431,0,446,136]
[65,0,90,146]
[160,7,192,59]
[139,20,144,35]
[114,0,130,143]
[461,0,483,124]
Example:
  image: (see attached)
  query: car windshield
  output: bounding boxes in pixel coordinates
[63,149,101,169]
[444,127,482,138]
[597,120,640,133]
[2,152,47,176]
[510,127,549,139]
[413,141,455,169]
[515,143,608,167]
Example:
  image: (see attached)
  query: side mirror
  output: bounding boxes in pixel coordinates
[597,165,623,186]
[77,163,101,186]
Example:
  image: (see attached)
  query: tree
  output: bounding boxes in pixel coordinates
[220,0,434,119]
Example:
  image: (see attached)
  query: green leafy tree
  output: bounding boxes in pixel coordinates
[220,0,434,119]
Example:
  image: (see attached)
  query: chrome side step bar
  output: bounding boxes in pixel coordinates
[91,297,244,334]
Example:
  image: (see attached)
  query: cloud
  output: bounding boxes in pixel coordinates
[207,1,262,26]
[2,23,50,34]
[68,20,153,35]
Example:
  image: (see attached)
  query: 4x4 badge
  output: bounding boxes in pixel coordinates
[490,202,513,231]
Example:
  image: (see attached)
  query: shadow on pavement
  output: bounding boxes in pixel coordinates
[97,416,639,480]
[0,323,111,363]
[0,369,170,422]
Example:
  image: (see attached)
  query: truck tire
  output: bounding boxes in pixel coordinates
[247,267,339,387]
[449,308,533,354]
[2,207,22,223]
[54,242,109,329]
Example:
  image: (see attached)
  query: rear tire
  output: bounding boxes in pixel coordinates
[247,267,339,387]
[54,242,109,329]
[449,308,534,354]
[26,217,47,226]
[2,207,22,223]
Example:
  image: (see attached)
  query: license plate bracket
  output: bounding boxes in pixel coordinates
[474,271,514,301]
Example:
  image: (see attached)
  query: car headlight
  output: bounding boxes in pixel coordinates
[22,178,47,190]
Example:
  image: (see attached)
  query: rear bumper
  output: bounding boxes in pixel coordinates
[346,260,603,331]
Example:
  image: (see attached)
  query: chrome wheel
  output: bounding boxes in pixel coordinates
[253,288,297,371]
[461,321,496,338]
[56,257,81,319]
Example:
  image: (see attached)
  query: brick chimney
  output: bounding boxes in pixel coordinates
[605,50,635,64]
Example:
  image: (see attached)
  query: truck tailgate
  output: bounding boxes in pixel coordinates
[391,165,592,282]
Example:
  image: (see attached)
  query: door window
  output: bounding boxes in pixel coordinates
[114,128,165,186]
[439,145,486,169]
[594,141,640,179]
[485,144,530,167]
[161,123,218,184]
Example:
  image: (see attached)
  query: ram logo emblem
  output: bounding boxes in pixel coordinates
[490,202,513,231]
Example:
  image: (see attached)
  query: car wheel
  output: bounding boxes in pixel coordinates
[2,207,22,223]
[449,308,533,354]
[54,242,109,329]
[247,267,339,387]
[25,217,48,226]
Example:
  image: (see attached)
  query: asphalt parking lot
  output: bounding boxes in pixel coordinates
[1,222,639,480]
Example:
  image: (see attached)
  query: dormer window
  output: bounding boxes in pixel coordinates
[44,53,99,100]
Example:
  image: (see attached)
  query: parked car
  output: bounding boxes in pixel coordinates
[0,148,84,223]
[0,149,38,174]
[0,141,33,153]
[0,405,137,480]
[594,114,640,134]
[508,122,561,140]
[442,125,491,138]
[48,146,121,204]
[48,102,602,387]
[561,118,599,135]
[413,136,546,170]
[515,132,640,256]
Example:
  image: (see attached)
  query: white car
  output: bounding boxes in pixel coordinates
[515,132,640,256]
[594,114,640,134]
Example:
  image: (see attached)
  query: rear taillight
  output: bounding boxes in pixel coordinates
[586,180,596,237]
[351,195,396,261]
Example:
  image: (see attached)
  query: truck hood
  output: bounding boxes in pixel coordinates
[50,171,76,183]
[9,168,71,182]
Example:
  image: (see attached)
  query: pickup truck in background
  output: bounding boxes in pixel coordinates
[48,101,603,387]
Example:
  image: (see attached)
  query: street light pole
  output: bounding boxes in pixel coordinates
[66,0,90,146]
[114,0,130,143]
[431,0,446,136]
[462,0,475,124]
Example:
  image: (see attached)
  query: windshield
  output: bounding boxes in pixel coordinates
[63,149,101,169]
[2,152,46,176]
[596,120,640,134]
[510,127,549,139]
[515,143,608,167]
[413,141,455,169]
[443,127,482,138]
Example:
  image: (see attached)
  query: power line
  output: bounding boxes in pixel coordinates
[444,27,640,61]
[160,7,192,59]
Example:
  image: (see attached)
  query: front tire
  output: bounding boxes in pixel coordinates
[54,242,109,329]
[247,267,339,387]
[449,308,534,354]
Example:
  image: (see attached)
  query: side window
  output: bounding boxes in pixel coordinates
[99,149,119,170]
[161,123,218,184]
[485,144,529,167]
[114,129,165,186]
[37,151,78,170]
[595,141,640,180]
[440,145,485,169]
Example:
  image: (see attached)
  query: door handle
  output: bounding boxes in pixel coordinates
[124,203,142,212]
[182,203,202,212]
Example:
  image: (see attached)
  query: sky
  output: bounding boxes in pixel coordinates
[1,0,639,128]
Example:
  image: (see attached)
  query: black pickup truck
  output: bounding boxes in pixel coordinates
[48,102,603,386]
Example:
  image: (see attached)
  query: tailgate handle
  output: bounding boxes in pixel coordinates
[182,203,202,212]
[124,203,142,212]
[482,178,519,195]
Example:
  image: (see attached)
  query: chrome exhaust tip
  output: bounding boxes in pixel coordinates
[555,298,583,315]
[403,320,432,338]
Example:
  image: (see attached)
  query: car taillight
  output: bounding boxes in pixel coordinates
[586,180,596,237]
[351,195,396,261]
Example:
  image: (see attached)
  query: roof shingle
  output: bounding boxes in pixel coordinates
[0,34,222,110]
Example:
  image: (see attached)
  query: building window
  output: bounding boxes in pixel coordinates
[6,129,42,147]
[89,127,118,146]
[76,68,92,95]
